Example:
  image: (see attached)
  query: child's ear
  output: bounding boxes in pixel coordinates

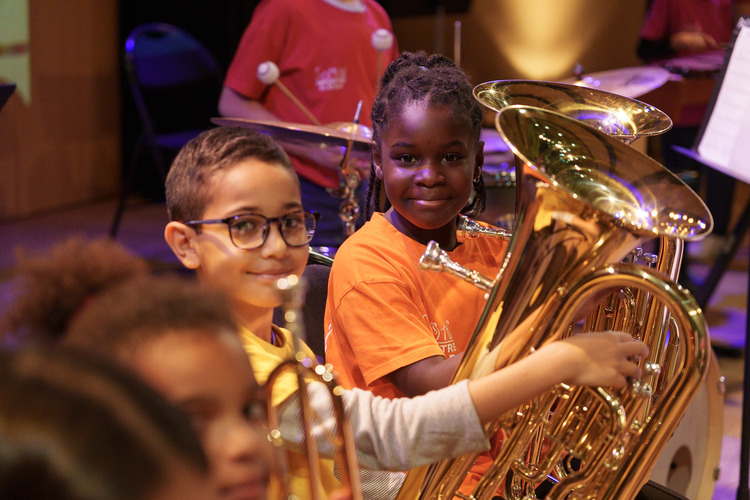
[372,148,384,180]
[164,221,201,270]
[474,143,485,180]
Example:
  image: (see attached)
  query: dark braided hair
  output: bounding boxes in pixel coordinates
[365,51,486,220]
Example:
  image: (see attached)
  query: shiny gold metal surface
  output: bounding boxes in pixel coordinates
[398,106,712,500]
[473,80,673,143]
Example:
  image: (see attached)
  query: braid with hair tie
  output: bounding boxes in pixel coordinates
[366,50,484,220]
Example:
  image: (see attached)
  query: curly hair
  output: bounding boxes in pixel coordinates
[0,346,207,500]
[365,51,485,220]
[2,237,149,344]
[165,126,296,223]
[64,275,238,362]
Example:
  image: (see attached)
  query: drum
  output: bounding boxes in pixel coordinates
[560,66,671,99]
[660,49,726,79]
[478,127,516,229]
[649,348,725,499]
[641,51,725,127]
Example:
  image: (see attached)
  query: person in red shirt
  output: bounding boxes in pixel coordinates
[638,0,737,266]
[219,0,399,250]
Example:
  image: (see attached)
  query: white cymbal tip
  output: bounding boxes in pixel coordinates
[257,61,280,84]
[371,29,393,51]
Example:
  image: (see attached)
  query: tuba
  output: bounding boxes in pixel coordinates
[397,105,712,500]
[266,275,363,500]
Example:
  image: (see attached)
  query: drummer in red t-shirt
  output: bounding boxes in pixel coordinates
[218,0,399,249]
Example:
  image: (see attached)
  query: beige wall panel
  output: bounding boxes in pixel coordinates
[392,1,649,85]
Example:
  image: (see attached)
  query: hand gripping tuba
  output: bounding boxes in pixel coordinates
[397,106,712,500]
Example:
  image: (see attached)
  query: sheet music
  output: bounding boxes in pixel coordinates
[696,22,750,184]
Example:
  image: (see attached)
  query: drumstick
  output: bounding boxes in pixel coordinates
[371,29,394,91]
[256,61,321,125]
[454,21,461,67]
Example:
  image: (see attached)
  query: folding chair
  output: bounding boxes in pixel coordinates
[111,22,222,238]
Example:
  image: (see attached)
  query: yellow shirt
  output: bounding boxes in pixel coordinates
[239,325,341,499]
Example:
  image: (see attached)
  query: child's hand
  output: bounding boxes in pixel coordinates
[553,331,649,389]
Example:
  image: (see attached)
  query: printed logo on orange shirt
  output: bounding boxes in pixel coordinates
[423,315,458,357]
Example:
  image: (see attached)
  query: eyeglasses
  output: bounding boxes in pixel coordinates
[184,211,319,250]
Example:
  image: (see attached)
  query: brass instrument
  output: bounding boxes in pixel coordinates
[266,275,363,500]
[397,106,712,500]
[457,214,512,241]
[473,80,672,143]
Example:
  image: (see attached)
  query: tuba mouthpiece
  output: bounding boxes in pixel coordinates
[457,215,512,240]
[419,241,495,291]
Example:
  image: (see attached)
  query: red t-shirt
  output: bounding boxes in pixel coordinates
[224,0,399,188]
[640,0,733,53]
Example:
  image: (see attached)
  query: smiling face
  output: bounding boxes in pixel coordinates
[131,329,272,500]
[373,99,482,248]
[186,159,309,312]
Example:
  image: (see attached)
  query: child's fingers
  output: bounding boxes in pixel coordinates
[607,331,649,356]
[620,359,643,380]
[622,339,649,358]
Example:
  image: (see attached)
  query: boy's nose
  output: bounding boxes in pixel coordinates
[262,224,289,254]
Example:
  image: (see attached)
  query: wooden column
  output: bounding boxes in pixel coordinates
[0,0,120,220]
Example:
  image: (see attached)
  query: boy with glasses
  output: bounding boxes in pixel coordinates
[163,126,647,499]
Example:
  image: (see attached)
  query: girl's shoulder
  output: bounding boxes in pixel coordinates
[337,214,411,255]
[330,215,424,282]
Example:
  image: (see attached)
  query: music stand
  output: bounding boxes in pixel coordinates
[0,83,15,113]
[673,17,750,500]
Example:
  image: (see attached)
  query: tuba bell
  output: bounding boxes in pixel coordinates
[398,105,712,500]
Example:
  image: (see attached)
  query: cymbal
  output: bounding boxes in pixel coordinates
[473,80,672,142]
[211,117,373,171]
[559,66,671,98]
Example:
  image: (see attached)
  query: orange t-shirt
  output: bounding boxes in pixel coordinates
[324,213,508,398]
[324,213,509,497]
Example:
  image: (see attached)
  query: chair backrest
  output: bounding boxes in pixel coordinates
[124,22,223,136]
[272,251,333,361]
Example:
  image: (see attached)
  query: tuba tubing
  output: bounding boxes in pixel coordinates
[396,105,712,500]
[471,264,707,499]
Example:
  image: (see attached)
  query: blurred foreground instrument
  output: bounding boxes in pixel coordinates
[266,275,362,500]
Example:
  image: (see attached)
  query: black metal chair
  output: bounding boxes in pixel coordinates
[273,249,334,361]
[111,23,222,238]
